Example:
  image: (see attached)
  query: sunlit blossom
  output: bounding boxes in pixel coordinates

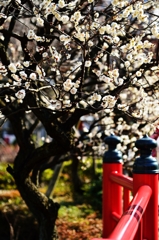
[15,89,26,100]
[8,63,17,73]
[27,29,36,40]
[85,60,92,67]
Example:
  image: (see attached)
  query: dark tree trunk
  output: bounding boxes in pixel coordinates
[71,156,83,194]
[7,152,59,240]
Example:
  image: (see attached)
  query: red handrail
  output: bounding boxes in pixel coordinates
[109,172,133,190]
[92,185,152,240]
[109,185,152,240]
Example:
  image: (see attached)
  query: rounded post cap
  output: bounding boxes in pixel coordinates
[103,134,122,163]
[133,135,159,174]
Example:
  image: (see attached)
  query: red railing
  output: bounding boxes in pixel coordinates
[91,134,159,240]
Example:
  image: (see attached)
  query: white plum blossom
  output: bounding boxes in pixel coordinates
[63,79,73,91]
[27,29,36,40]
[15,89,26,100]
[118,104,129,111]
[71,11,82,24]
[99,26,106,35]
[92,93,102,101]
[25,82,30,89]
[61,15,69,24]
[70,87,77,95]
[108,69,119,80]
[42,52,48,58]
[23,61,30,68]
[0,0,158,137]
[113,36,120,44]
[55,100,62,109]
[99,75,111,83]
[59,34,70,44]
[58,0,66,8]
[11,74,21,82]
[102,95,117,109]
[36,16,44,27]
[136,71,142,77]
[88,40,94,47]
[8,63,17,73]
[29,73,37,80]
[19,71,27,80]
[125,61,130,68]
[85,60,92,67]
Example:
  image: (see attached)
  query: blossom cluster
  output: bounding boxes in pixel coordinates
[0,0,158,124]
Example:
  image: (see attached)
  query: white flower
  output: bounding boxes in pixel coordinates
[16,62,23,69]
[85,60,92,67]
[11,74,21,82]
[15,89,26,100]
[0,13,7,20]
[42,52,48,58]
[99,26,106,35]
[125,61,130,68]
[19,71,27,79]
[144,40,153,48]
[5,95,10,102]
[29,73,37,80]
[55,100,62,109]
[16,0,21,4]
[54,12,61,21]
[25,82,30,89]
[109,69,119,79]
[99,75,111,83]
[113,36,120,44]
[49,3,56,12]
[92,93,102,101]
[59,34,70,44]
[136,71,142,77]
[58,0,65,8]
[36,16,44,27]
[61,15,69,24]
[13,81,21,87]
[126,53,132,61]
[35,35,45,42]
[63,78,73,91]
[23,61,30,67]
[117,78,124,86]
[71,11,81,23]
[8,63,17,73]
[70,87,77,94]
[88,40,93,47]
[27,29,36,40]
[102,95,116,108]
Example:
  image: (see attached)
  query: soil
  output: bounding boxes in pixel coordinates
[0,203,102,240]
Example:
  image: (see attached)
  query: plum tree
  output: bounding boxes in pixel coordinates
[0,0,159,239]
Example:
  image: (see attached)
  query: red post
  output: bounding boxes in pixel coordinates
[133,135,159,240]
[123,188,130,212]
[103,135,123,237]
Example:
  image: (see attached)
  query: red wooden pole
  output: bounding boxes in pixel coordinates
[133,135,159,240]
[103,163,122,237]
[102,135,123,237]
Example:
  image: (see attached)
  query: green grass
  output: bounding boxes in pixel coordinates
[0,164,16,190]
[0,158,103,216]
